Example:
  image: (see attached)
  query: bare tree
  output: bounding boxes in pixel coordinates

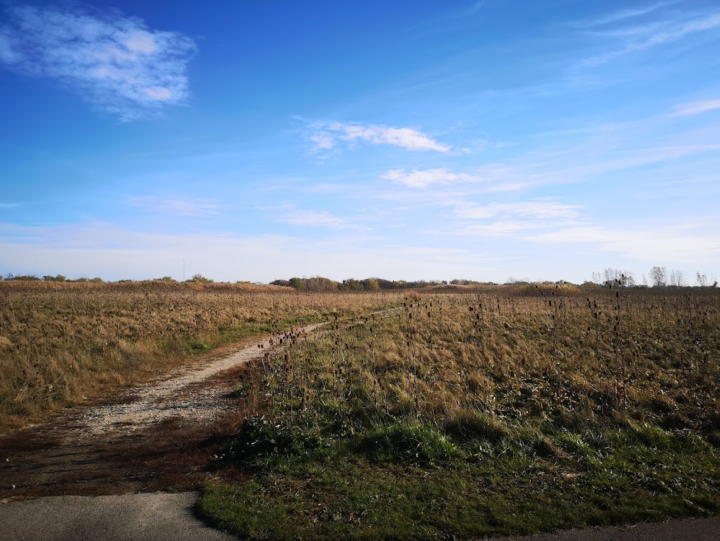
[669,270,685,287]
[599,268,635,288]
[650,266,667,287]
[697,272,708,287]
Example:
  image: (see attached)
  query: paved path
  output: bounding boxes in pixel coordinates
[0,492,233,541]
[1,491,718,541]
[500,515,720,540]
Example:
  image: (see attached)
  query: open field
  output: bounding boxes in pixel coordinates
[2,283,719,539]
[0,281,403,430]
[197,286,720,540]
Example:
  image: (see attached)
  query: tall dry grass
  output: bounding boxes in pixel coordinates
[0,281,403,429]
[253,288,720,434]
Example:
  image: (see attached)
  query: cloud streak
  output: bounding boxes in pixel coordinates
[128,196,219,217]
[454,200,581,220]
[573,2,677,28]
[580,11,720,67]
[305,120,451,154]
[280,210,360,230]
[382,168,479,188]
[673,98,720,117]
[0,4,197,120]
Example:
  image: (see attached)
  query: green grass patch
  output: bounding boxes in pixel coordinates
[200,416,720,540]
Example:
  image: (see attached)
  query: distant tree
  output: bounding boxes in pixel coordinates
[6,274,40,281]
[650,266,667,287]
[288,277,305,290]
[342,279,364,291]
[270,279,290,287]
[190,273,213,283]
[364,278,380,291]
[599,268,635,288]
[669,270,685,287]
[451,279,479,286]
[696,272,708,287]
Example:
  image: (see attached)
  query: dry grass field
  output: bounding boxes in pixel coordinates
[199,285,720,540]
[0,281,403,429]
[2,282,719,539]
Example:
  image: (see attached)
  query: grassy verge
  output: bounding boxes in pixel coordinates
[198,290,720,539]
[199,417,720,540]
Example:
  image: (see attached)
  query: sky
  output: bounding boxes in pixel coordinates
[1,0,719,284]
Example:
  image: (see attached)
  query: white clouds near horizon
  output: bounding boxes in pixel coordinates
[0,4,196,120]
[0,222,486,282]
[527,224,720,262]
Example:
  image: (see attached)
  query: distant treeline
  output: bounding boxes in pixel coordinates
[1,274,104,283]
[269,277,492,291]
[3,268,716,289]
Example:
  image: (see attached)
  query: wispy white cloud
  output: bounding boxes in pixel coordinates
[573,2,677,28]
[0,203,19,209]
[454,200,581,220]
[453,220,544,237]
[381,165,530,191]
[0,4,196,120]
[673,98,720,117]
[527,224,720,261]
[382,168,479,188]
[280,210,358,230]
[128,196,219,217]
[305,120,451,154]
[582,11,720,67]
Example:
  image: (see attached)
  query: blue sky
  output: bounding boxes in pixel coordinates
[1,0,719,283]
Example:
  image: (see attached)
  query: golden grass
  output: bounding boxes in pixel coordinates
[0,281,404,430]
[257,287,720,432]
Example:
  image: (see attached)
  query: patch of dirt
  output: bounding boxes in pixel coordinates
[0,324,322,502]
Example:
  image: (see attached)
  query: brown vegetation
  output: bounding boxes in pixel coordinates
[257,287,720,431]
[0,281,403,430]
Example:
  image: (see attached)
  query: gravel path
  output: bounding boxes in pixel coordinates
[80,323,322,434]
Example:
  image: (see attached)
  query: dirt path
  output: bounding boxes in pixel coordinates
[81,323,323,435]
[0,323,322,501]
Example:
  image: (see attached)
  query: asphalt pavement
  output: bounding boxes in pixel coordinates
[1,492,718,541]
[0,492,234,541]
